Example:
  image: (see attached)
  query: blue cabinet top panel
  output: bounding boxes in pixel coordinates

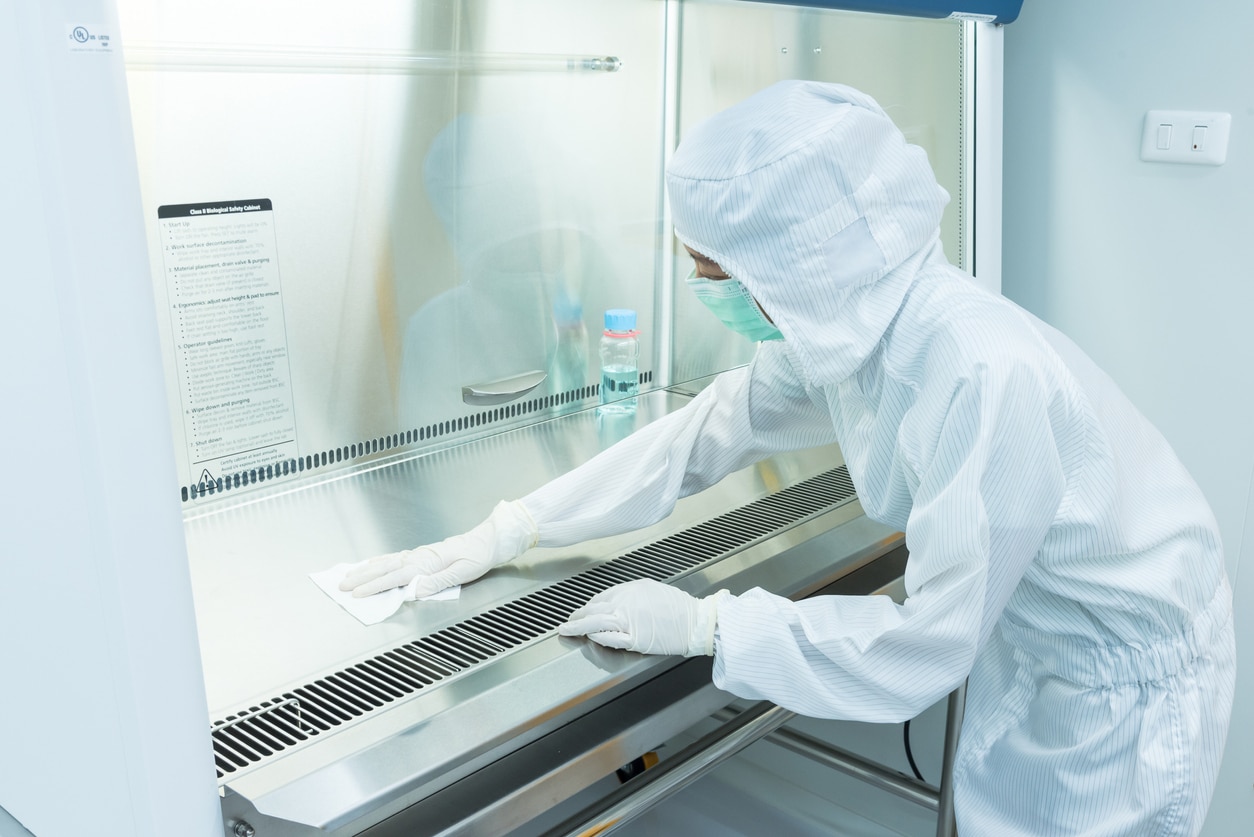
[741,0,1023,24]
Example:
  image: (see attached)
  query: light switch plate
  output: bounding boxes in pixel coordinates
[1141,110,1231,165]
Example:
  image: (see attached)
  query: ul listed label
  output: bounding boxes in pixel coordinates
[65,24,113,53]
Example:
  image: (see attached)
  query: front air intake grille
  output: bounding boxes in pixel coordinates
[210,465,857,780]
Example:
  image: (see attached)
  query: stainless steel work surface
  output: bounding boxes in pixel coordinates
[186,387,904,834]
[186,388,836,718]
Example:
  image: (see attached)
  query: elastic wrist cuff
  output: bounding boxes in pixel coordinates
[509,499,541,550]
[691,589,729,657]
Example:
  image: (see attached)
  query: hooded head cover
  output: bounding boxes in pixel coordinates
[666,81,950,387]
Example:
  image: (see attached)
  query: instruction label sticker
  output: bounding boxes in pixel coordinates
[66,24,114,53]
[159,199,299,493]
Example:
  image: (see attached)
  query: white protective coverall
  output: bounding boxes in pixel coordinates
[521,81,1236,834]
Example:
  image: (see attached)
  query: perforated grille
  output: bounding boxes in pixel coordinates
[210,465,856,779]
[182,371,656,502]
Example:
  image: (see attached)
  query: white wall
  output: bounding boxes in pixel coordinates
[1002,2,1254,833]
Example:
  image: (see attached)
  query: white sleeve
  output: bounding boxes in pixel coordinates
[523,343,837,547]
[712,360,1069,722]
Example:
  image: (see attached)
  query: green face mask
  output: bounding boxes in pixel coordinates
[685,268,783,342]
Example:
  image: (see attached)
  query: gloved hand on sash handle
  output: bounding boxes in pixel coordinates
[558,578,728,657]
[339,500,539,600]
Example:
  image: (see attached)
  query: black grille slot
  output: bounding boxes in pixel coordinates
[414,627,501,668]
[390,646,456,680]
[210,465,856,779]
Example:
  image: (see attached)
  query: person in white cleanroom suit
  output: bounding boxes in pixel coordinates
[342,81,1235,835]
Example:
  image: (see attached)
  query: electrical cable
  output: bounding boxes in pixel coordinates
[903,719,925,782]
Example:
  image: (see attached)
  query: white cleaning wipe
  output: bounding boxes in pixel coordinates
[309,563,460,626]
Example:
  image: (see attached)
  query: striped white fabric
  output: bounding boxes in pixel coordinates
[523,82,1235,835]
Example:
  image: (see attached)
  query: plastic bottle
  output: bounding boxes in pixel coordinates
[598,308,639,415]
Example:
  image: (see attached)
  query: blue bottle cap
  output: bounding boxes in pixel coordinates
[604,308,637,332]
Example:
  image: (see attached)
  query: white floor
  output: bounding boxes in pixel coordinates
[517,696,951,837]
[615,717,943,837]
[615,753,937,836]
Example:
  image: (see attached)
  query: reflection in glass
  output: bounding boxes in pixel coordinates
[398,113,614,426]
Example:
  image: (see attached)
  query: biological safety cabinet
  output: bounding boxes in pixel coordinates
[1,1,1015,835]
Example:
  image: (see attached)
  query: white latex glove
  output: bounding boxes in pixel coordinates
[557,578,725,657]
[339,500,538,600]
